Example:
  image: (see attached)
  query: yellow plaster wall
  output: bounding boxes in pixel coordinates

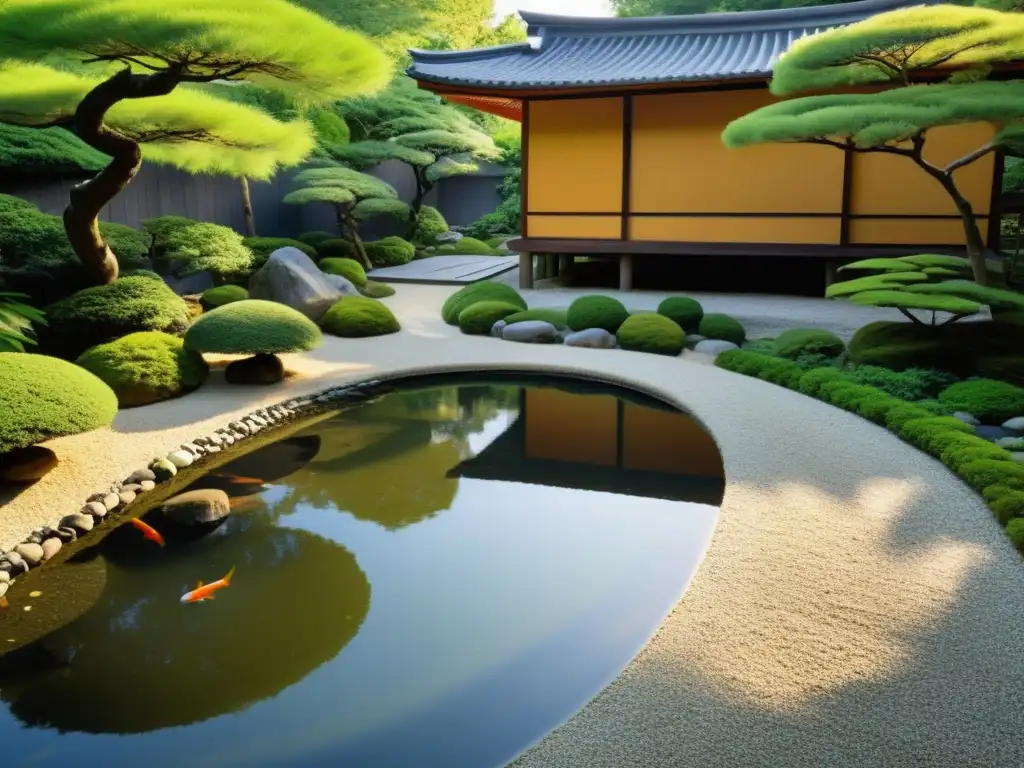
[630,216,840,244]
[527,215,622,239]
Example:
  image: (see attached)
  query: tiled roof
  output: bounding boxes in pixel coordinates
[407,0,930,90]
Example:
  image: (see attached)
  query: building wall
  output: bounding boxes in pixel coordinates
[523,89,996,248]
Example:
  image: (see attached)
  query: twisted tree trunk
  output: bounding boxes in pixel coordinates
[334,204,372,271]
[240,176,256,237]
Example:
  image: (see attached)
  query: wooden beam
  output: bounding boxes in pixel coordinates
[621,95,632,241]
[521,100,530,239]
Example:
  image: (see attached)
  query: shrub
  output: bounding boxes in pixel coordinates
[742,339,776,356]
[0,291,46,352]
[444,236,499,255]
[200,285,249,310]
[317,238,356,260]
[938,435,1014,474]
[441,282,526,325]
[883,402,938,431]
[897,416,976,453]
[798,367,851,398]
[100,222,151,268]
[1007,518,1024,553]
[76,331,208,408]
[984,485,1019,506]
[773,328,845,359]
[938,379,1024,424]
[716,349,766,376]
[457,300,523,335]
[142,215,197,244]
[319,258,368,287]
[716,350,803,387]
[242,237,318,268]
[915,398,952,416]
[657,296,704,333]
[184,300,323,355]
[158,222,254,281]
[359,280,396,299]
[566,295,629,333]
[365,236,415,267]
[411,205,448,245]
[320,297,400,338]
[0,352,118,455]
[504,308,568,327]
[847,320,969,373]
[298,230,336,248]
[0,193,37,216]
[43,275,190,360]
[699,313,746,345]
[959,459,1024,493]
[617,313,686,356]
[486,236,507,248]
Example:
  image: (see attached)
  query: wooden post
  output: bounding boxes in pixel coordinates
[619,254,633,291]
[558,254,572,275]
[519,251,534,289]
[824,258,840,288]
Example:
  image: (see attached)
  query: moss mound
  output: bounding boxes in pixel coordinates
[847,321,968,373]
[184,300,323,355]
[242,237,318,268]
[365,236,415,267]
[316,238,356,260]
[566,295,629,333]
[446,236,499,255]
[938,379,1024,424]
[44,275,190,360]
[319,258,368,287]
[411,205,449,245]
[1007,518,1024,553]
[504,308,568,327]
[200,285,248,310]
[657,296,704,333]
[76,332,208,408]
[359,280,396,299]
[457,301,523,335]
[699,313,746,345]
[617,313,686,356]
[0,352,118,454]
[441,282,526,325]
[297,230,336,249]
[320,297,400,338]
[773,328,845,359]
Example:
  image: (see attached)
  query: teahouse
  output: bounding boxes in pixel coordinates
[407,0,1001,290]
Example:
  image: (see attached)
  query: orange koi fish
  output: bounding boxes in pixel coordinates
[180,567,235,604]
[130,518,165,547]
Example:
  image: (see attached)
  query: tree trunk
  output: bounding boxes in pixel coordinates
[335,204,372,271]
[66,67,182,286]
[240,177,256,237]
[406,166,433,240]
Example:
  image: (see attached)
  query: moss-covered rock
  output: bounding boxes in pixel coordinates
[358,280,396,299]
[320,297,400,338]
[184,300,323,355]
[76,332,208,408]
[319,258,368,287]
[773,328,845,359]
[0,352,118,455]
[457,301,523,335]
[444,236,499,255]
[411,205,448,245]
[504,308,568,327]
[657,296,704,333]
[43,275,190,360]
[699,313,746,345]
[365,236,415,267]
[297,231,336,249]
[938,379,1024,424]
[617,313,686,356]
[566,295,629,333]
[242,237,318,268]
[200,285,249,310]
[441,282,526,325]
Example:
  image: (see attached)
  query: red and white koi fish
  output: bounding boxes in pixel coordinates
[180,566,235,604]
[130,518,165,547]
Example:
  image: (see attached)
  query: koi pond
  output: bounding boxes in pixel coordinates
[0,375,724,767]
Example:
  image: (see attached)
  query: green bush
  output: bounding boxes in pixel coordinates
[486,236,507,248]
[937,434,1013,474]
[157,222,254,281]
[938,379,1024,424]
[716,349,804,388]
[617,313,686,356]
[457,300,523,335]
[0,352,118,455]
[915,398,952,416]
[75,331,208,408]
[1006,518,1024,553]
[504,308,568,327]
[657,296,704,333]
[184,300,323,355]
[959,459,1024,493]
[798,367,852,398]
[44,275,190,360]
[320,297,400,338]
[142,215,197,244]
[847,320,968,373]
[441,282,526,325]
[298,230,336,248]
[365,236,415,267]
[566,295,629,333]
[319,258,368,287]
[883,402,938,431]
[897,416,976,453]
[716,349,765,376]
[100,222,151,268]
[200,285,249,310]
[317,238,356,260]
[411,205,448,245]
[742,339,776,356]
[0,194,36,216]
[773,328,845,359]
[359,280,396,299]
[699,313,746,345]
[444,236,499,255]
[242,237,318,268]
[845,364,959,401]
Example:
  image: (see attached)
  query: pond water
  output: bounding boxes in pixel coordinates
[0,376,724,768]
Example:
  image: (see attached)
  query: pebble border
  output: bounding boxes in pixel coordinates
[0,379,394,600]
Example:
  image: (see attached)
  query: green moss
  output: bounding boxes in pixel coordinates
[0,352,118,454]
[742,339,777,356]
[485,236,506,248]
[411,205,448,245]
[359,280,396,299]
[319,257,368,287]
[365,236,415,267]
[315,238,356,260]
[443,236,499,255]
[184,300,323,355]
[441,282,526,325]
[142,215,196,243]
[657,296,704,333]
[845,364,958,401]
[897,416,976,453]
[457,300,523,335]
[242,237,318,268]
[156,222,255,281]
[915,398,953,416]
[715,349,804,388]
[773,328,845,359]
[616,313,685,356]
[504,308,568,327]
[798,367,852,398]
[566,295,629,333]
[984,484,1019,506]
[938,435,1013,474]
[959,459,1024,493]
[75,331,208,408]
[44,275,190,360]
[297,231,336,249]
[99,222,151,269]
[320,297,400,338]
[201,285,249,310]
[699,313,746,345]
[1006,517,1024,553]
[938,379,1024,424]
[847,321,970,373]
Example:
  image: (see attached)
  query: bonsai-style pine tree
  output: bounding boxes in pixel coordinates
[722,5,1024,286]
[0,0,391,286]
[283,166,410,270]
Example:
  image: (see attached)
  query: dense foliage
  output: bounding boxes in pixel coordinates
[0,123,107,175]
[699,313,746,345]
[617,313,686,356]
[657,295,704,333]
[773,328,845,359]
[184,299,323,355]
[320,296,400,337]
[566,295,629,333]
[465,137,521,240]
[0,291,46,352]
[156,223,255,282]
[938,379,1024,423]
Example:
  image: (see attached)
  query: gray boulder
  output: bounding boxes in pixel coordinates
[165,270,215,296]
[435,231,463,244]
[684,334,707,350]
[564,328,617,349]
[1003,416,1024,431]
[249,247,341,321]
[491,319,508,338]
[694,339,739,355]
[161,489,231,527]
[953,411,981,427]
[502,320,558,344]
[323,273,361,297]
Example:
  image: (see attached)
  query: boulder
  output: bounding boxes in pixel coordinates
[1003,416,1024,431]
[14,542,44,566]
[501,320,558,344]
[953,411,981,427]
[564,328,617,349]
[684,334,707,350]
[322,274,361,297]
[164,270,215,296]
[0,446,57,483]
[491,319,508,338]
[225,353,285,385]
[435,231,463,244]
[161,489,231,527]
[41,537,62,561]
[694,339,739,355]
[248,247,341,321]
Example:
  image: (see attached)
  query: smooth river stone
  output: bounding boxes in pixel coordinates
[501,320,557,344]
[14,543,44,567]
[693,339,739,355]
[1003,416,1024,431]
[41,537,62,561]
[563,328,617,349]
[161,489,231,526]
